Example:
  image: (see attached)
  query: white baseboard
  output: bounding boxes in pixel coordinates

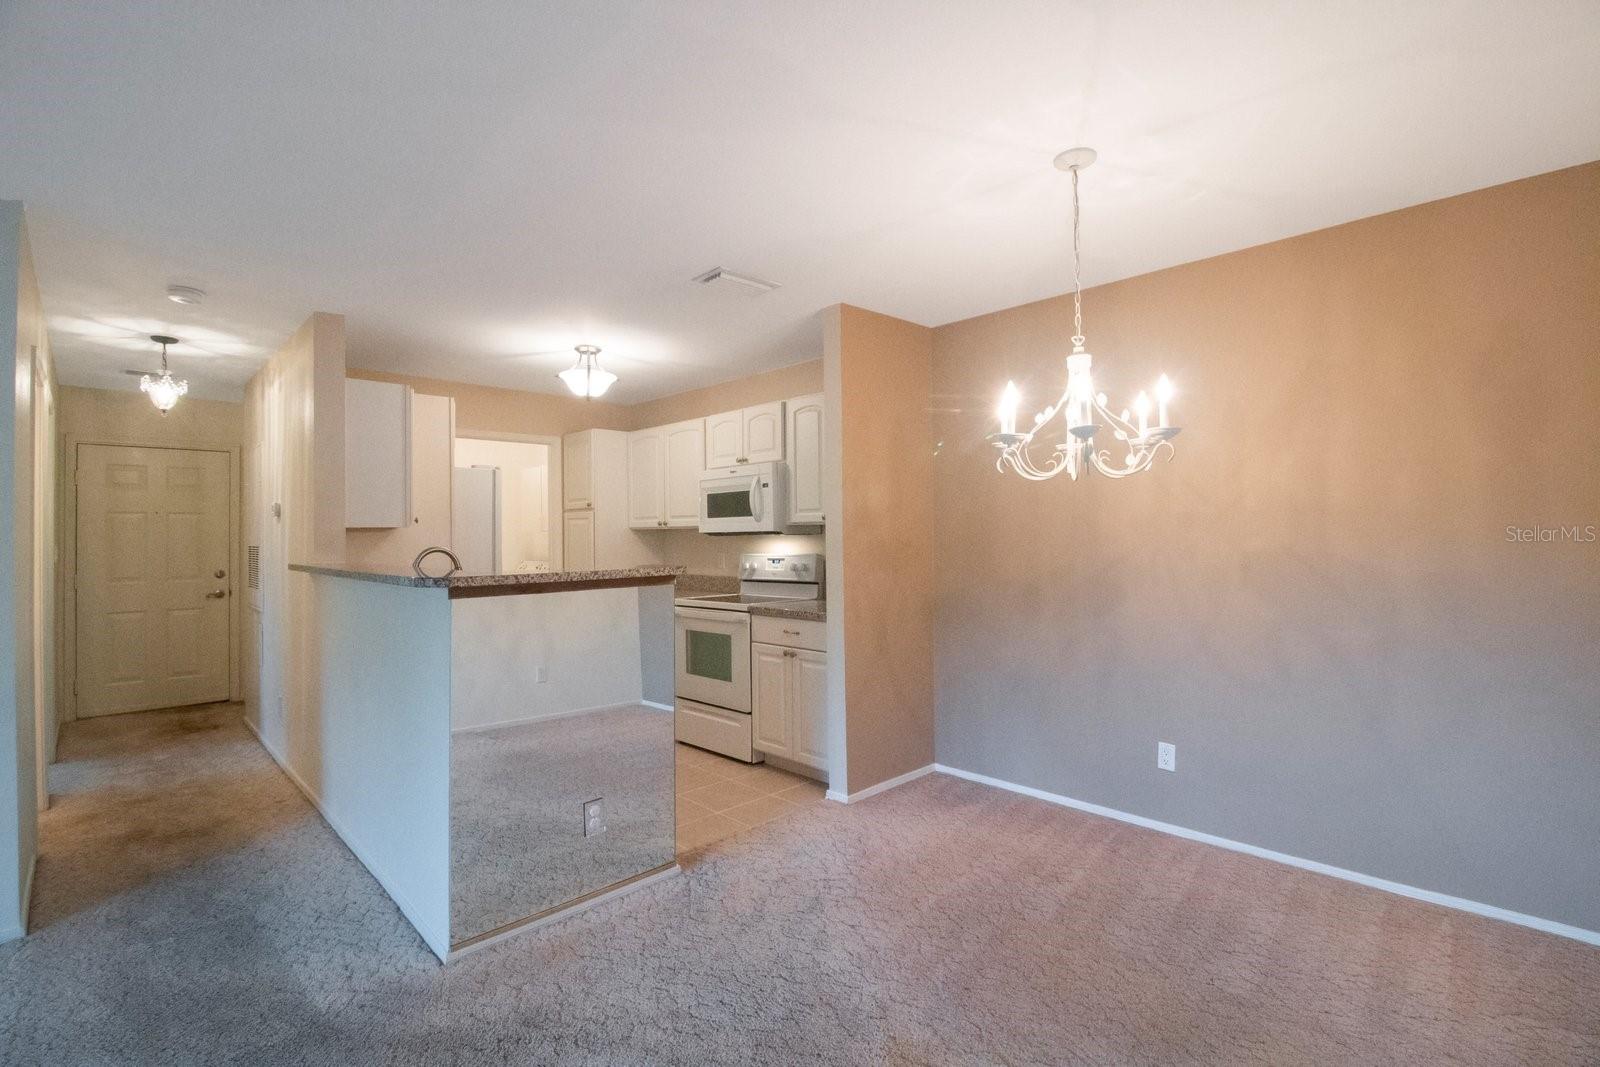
[934,764,1600,949]
[242,716,451,961]
[826,763,934,804]
[640,700,674,712]
[448,863,681,962]
[452,698,666,735]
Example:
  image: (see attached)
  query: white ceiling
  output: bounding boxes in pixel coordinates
[2,1,1597,404]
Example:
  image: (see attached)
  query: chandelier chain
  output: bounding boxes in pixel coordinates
[1071,166,1083,346]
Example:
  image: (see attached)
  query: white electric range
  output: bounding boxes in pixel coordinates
[673,553,822,762]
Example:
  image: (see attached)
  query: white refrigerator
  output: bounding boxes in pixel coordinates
[451,465,501,575]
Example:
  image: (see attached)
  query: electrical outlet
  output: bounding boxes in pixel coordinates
[583,798,605,837]
[1157,742,1176,772]
[535,665,547,683]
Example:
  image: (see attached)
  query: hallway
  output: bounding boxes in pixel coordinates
[3,704,1597,1065]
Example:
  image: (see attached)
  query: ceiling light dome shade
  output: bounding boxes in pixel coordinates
[557,345,617,398]
[141,335,188,415]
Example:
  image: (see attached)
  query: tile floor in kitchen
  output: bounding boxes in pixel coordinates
[675,742,826,853]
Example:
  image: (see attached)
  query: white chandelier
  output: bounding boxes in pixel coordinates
[557,344,617,398]
[140,334,188,415]
[989,148,1180,480]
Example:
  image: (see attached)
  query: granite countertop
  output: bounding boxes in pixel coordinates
[289,562,685,590]
[747,599,827,622]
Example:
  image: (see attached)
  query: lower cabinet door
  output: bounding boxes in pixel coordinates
[562,510,595,570]
[791,649,828,771]
[751,642,791,758]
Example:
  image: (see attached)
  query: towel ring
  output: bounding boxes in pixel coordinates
[412,546,462,579]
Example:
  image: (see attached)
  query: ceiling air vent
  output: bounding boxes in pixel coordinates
[692,267,779,295]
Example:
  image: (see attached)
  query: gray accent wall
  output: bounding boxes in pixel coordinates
[929,163,1600,932]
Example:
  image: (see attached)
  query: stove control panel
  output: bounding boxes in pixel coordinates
[741,552,823,583]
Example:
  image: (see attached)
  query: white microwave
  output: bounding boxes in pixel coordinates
[699,462,788,534]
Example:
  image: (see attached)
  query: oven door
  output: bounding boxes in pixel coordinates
[674,607,752,713]
[699,470,770,534]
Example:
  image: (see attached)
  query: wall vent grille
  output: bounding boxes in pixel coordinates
[248,545,261,590]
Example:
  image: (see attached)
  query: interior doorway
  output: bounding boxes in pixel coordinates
[452,435,562,575]
[74,444,233,716]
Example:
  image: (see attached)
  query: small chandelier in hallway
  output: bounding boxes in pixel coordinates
[140,334,188,415]
[989,148,1181,480]
[557,344,617,399]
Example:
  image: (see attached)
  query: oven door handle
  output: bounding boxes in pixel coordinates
[675,607,748,624]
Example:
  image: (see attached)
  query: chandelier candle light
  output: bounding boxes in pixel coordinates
[140,334,188,415]
[989,148,1181,480]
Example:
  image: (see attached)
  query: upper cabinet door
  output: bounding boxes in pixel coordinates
[345,379,412,528]
[562,430,593,510]
[663,419,705,527]
[742,401,785,463]
[786,393,824,525]
[626,428,666,529]
[704,410,743,468]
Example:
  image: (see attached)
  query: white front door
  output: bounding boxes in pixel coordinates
[76,444,232,716]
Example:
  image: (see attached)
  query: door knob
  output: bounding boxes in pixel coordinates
[205,590,227,599]
[214,569,227,579]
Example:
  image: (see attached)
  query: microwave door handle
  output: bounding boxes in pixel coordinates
[748,474,763,522]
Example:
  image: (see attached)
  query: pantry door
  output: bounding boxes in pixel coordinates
[76,444,232,716]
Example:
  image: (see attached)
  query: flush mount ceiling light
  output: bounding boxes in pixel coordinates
[988,148,1182,481]
[140,334,188,414]
[557,344,617,399]
[166,284,205,305]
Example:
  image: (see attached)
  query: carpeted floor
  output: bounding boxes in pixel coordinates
[3,704,1597,1065]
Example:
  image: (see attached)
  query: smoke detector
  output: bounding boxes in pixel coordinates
[166,284,205,306]
[691,267,778,294]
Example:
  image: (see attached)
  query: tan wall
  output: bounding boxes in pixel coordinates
[58,385,244,448]
[625,359,821,429]
[244,313,346,763]
[929,162,1600,930]
[828,305,935,794]
[346,368,631,438]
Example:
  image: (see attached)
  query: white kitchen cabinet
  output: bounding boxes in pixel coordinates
[791,649,828,769]
[704,401,785,467]
[751,627,828,774]
[345,378,412,528]
[628,419,704,529]
[704,410,743,468]
[785,392,824,525]
[562,510,594,570]
[562,430,593,510]
[742,401,785,463]
[751,642,790,756]
[561,428,644,570]
[663,420,705,526]
[626,427,665,529]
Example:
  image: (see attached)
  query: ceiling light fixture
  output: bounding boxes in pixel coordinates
[166,284,205,305]
[988,148,1181,480]
[140,334,188,414]
[557,344,617,399]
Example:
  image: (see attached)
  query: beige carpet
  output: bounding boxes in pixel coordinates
[3,704,1597,1065]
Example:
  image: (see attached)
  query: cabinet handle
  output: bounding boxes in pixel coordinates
[782,629,800,636]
